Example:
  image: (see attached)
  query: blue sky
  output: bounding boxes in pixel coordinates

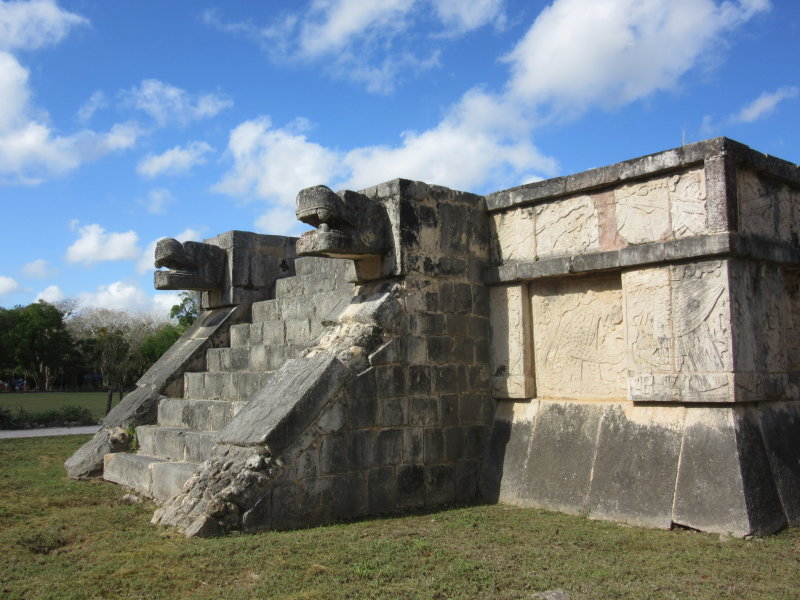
[0,0,797,315]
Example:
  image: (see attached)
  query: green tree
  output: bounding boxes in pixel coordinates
[4,302,73,391]
[170,291,200,331]
[140,323,182,366]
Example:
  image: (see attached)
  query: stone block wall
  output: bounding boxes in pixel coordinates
[258,181,495,529]
[482,138,800,536]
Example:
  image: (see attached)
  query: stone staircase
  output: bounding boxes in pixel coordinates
[103,256,357,501]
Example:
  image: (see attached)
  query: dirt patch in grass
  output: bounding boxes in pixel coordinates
[1,435,799,599]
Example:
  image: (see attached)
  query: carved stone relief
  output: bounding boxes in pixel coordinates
[491,208,536,263]
[615,177,672,244]
[669,169,708,239]
[624,261,734,402]
[615,168,708,244]
[530,274,626,399]
[533,195,599,258]
[737,169,777,239]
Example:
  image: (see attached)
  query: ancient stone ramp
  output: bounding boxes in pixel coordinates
[102,256,358,502]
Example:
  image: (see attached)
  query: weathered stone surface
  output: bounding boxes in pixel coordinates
[137,305,247,397]
[154,238,226,291]
[489,285,534,399]
[103,387,163,429]
[200,230,297,308]
[104,453,165,497]
[624,261,733,403]
[531,274,625,399]
[519,401,604,515]
[535,194,599,257]
[64,426,131,478]
[586,404,683,529]
[220,353,351,451]
[672,407,784,536]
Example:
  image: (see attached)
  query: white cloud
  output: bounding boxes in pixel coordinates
[212,117,340,207]
[78,280,180,316]
[35,284,63,303]
[0,52,142,184]
[143,188,174,215]
[137,227,202,274]
[205,0,503,93]
[137,141,213,177]
[0,0,88,51]
[730,86,798,124]
[22,258,53,278]
[343,90,555,191]
[299,0,415,57]
[503,0,771,117]
[76,90,108,123]
[65,223,140,265]
[213,0,770,228]
[0,275,20,295]
[123,79,233,126]
[255,207,306,237]
[430,0,504,33]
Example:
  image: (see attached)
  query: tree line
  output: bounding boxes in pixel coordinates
[0,293,198,413]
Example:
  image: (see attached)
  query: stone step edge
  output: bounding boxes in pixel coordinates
[103,453,199,502]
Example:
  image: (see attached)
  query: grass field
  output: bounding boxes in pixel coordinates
[0,392,117,423]
[1,435,799,599]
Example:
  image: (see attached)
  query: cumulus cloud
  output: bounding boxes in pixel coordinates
[503,0,771,117]
[0,275,20,295]
[213,0,770,230]
[0,52,142,184]
[35,284,63,303]
[343,89,555,190]
[204,0,503,92]
[212,117,341,207]
[122,79,233,126]
[65,223,140,265]
[730,86,798,124]
[78,280,180,316]
[0,0,88,52]
[137,141,213,177]
[22,258,53,278]
[137,227,202,274]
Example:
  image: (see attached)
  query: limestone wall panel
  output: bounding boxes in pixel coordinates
[530,274,626,399]
[669,169,708,239]
[491,208,536,263]
[489,285,534,398]
[624,261,735,402]
[738,169,778,239]
[615,168,708,244]
[533,194,599,257]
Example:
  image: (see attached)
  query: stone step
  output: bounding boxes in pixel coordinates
[184,371,274,402]
[252,291,354,324]
[104,453,197,502]
[158,398,247,432]
[228,319,324,349]
[137,426,218,463]
[275,269,355,299]
[294,256,356,279]
[206,344,301,373]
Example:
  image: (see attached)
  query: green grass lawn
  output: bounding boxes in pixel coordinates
[1,436,799,599]
[0,391,116,423]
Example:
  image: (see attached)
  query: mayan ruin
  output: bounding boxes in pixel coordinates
[65,137,800,538]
